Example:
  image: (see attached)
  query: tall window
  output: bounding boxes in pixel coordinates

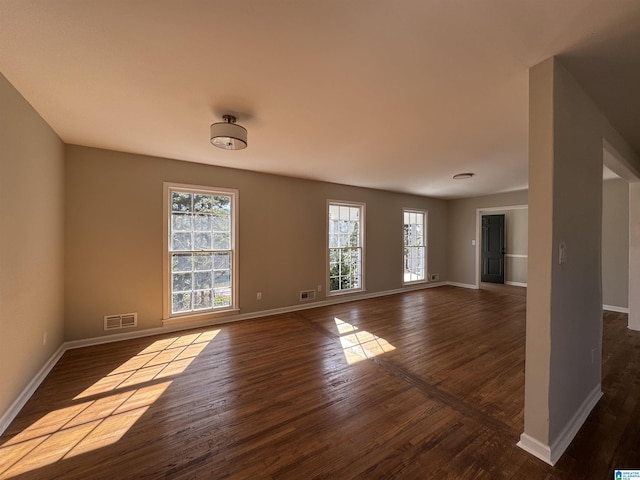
[328,201,365,294]
[164,184,237,319]
[403,209,427,284]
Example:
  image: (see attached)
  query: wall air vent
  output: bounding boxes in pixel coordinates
[300,290,316,302]
[104,312,138,331]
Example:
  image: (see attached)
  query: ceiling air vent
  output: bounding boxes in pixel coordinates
[104,312,138,331]
[300,290,316,302]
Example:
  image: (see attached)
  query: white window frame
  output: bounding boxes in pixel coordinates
[163,182,239,323]
[403,208,428,285]
[327,200,366,296]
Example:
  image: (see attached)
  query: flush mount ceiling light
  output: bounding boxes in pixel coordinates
[210,115,247,150]
[452,173,474,180]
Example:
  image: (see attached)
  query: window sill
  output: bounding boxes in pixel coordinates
[402,279,429,286]
[327,288,366,297]
[162,308,240,327]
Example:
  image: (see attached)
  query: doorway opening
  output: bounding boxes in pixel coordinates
[474,205,528,290]
[481,214,505,284]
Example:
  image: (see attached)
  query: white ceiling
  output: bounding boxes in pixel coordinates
[2,0,640,199]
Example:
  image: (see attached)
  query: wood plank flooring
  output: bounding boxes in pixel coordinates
[0,286,638,479]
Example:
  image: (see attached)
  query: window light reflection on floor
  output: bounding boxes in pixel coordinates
[0,329,220,478]
[334,318,395,364]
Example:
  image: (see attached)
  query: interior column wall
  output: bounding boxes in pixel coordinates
[547,57,604,446]
[521,57,640,465]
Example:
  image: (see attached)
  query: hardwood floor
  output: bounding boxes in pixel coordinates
[480,282,527,298]
[0,286,638,479]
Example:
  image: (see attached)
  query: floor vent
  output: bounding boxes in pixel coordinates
[104,312,138,331]
[300,290,316,301]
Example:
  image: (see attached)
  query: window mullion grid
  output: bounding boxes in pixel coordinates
[329,202,363,293]
[403,210,426,283]
[168,188,235,316]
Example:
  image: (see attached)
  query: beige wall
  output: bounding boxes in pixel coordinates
[507,209,528,284]
[446,179,628,301]
[602,178,629,309]
[65,145,448,341]
[506,208,528,256]
[0,74,65,429]
[446,190,528,286]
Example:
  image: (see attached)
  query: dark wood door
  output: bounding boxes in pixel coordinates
[481,214,505,283]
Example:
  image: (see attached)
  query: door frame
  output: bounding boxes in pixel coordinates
[474,204,528,289]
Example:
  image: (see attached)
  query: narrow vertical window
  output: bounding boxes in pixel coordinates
[164,184,237,320]
[328,201,365,294]
[403,209,427,284]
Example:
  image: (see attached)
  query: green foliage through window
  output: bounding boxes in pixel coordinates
[169,189,234,315]
[403,209,426,283]
[329,203,363,292]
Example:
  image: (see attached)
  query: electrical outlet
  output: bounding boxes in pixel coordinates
[317,284,322,292]
[257,292,262,300]
[42,332,47,346]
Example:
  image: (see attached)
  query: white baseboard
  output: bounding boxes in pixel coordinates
[66,324,180,350]
[161,281,447,330]
[603,304,629,314]
[0,344,66,436]
[518,384,602,465]
[505,281,527,287]
[517,434,553,465]
[548,384,602,464]
[446,281,478,289]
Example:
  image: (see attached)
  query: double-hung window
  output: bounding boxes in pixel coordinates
[164,183,238,320]
[328,201,365,294]
[403,209,427,284]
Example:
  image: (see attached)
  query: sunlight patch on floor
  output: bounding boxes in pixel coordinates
[334,318,395,364]
[0,329,220,478]
[76,329,219,399]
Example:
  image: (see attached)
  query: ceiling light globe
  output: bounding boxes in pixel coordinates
[210,115,247,150]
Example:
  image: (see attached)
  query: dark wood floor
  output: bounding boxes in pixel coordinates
[0,286,638,479]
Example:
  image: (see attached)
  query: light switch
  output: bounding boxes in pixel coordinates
[559,242,567,264]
